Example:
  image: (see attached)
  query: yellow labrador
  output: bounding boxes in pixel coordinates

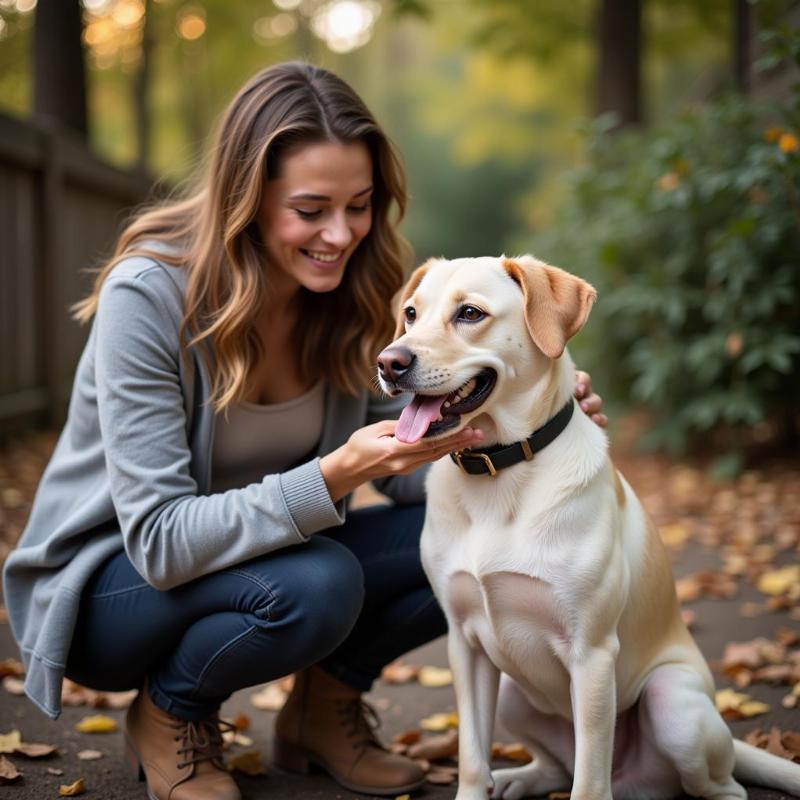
[377,255,800,800]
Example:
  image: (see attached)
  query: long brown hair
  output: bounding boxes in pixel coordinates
[73,62,409,409]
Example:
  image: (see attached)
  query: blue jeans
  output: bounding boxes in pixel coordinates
[65,503,445,720]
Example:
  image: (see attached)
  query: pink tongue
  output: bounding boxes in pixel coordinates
[396,394,447,443]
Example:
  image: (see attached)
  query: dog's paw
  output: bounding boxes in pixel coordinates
[491,765,567,800]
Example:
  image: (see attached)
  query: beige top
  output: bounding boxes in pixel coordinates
[211,381,326,492]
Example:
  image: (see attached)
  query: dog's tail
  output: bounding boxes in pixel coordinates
[733,739,800,793]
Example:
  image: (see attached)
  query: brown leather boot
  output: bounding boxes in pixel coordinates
[124,685,241,800]
[273,666,425,796]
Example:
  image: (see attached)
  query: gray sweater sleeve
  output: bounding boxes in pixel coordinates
[95,274,344,590]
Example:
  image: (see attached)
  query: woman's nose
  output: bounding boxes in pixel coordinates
[321,213,352,249]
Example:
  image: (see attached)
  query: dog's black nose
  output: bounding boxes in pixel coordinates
[377,346,416,382]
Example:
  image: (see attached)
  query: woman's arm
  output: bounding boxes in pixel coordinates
[95,272,345,590]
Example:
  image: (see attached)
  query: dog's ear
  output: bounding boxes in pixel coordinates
[502,256,597,359]
[392,259,435,339]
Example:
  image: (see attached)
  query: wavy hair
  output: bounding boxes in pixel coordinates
[73,62,409,409]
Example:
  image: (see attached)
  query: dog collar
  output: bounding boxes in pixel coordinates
[449,399,575,477]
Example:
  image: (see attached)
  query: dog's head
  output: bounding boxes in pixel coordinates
[377,255,596,443]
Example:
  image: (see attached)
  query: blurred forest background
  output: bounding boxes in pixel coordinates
[0,0,798,471]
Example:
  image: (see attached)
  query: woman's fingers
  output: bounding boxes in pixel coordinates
[575,369,592,399]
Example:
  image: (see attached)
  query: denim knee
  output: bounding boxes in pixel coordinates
[239,536,365,661]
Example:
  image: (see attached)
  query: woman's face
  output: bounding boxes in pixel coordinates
[258,139,374,300]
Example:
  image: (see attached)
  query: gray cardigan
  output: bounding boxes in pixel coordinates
[3,255,425,719]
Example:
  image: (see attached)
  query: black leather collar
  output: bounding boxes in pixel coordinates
[449,399,575,477]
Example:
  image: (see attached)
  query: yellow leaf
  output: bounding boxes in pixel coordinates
[75,715,118,734]
[59,778,86,796]
[419,712,458,731]
[0,731,22,754]
[659,523,690,548]
[418,666,453,688]
[396,794,411,800]
[715,688,749,713]
[739,700,770,717]
[757,566,800,596]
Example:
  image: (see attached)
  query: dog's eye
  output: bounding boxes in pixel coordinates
[404,306,416,323]
[457,305,485,323]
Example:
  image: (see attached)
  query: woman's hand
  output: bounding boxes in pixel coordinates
[320,421,483,502]
[575,370,607,428]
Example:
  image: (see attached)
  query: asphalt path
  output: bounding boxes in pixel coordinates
[1,537,798,800]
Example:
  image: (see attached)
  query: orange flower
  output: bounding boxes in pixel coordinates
[778,132,799,154]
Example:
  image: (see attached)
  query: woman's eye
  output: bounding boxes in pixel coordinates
[347,202,371,214]
[404,306,416,323]
[295,208,322,220]
[457,305,485,322]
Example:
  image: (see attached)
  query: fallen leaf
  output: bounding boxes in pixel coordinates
[250,683,287,712]
[381,661,420,684]
[407,729,458,761]
[715,689,770,719]
[393,729,422,746]
[232,713,250,731]
[0,755,22,784]
[59,778,87,796]
[0,730,22,754]
[227,750,265,776]
[659,522,690,548]
[103,690,138,710]
[776,628,800,647]
[497,743,533,764]
[419,712,458,731]
[417,666,453,688]
[426,769,457,785]
[0,659,24,679]
[13,742,57,758]
[2,677,24,696]
[77,750,103,761]
[75,715,118,734]
[395,794,411,800]
[758,566,800,597]
[47,767,64,776]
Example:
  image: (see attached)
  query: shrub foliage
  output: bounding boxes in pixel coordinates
[530,95,800,454]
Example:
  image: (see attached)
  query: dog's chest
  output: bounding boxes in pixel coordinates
[443,564,573,709]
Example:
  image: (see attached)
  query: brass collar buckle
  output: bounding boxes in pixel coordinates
[450,448,498,477]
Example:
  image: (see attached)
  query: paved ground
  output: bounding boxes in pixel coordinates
[1,534,798,800]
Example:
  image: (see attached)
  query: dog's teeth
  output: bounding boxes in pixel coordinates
[444,401,451,408]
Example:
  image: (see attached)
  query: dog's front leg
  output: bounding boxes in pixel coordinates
[449,628,500,800]
[569,641,618,800]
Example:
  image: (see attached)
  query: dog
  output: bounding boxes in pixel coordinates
[377,255,800,800]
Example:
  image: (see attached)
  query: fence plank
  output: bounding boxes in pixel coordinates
[0,111,152,439]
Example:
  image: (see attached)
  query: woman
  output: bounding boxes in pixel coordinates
[3,62,605,800]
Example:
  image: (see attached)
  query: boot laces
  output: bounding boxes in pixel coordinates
[336,698,384,751]
[173,716,236,770]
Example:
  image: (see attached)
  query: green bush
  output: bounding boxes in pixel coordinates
[527,97,800,456]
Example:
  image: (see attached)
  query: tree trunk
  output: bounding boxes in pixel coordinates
[595,0,642,127]
[134,0,154,172]
[733,0,751,94]
[33,0,88,138]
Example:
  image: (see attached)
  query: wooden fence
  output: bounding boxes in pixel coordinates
[0,112,153,439]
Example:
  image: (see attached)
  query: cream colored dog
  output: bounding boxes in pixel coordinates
[377,255,800,800]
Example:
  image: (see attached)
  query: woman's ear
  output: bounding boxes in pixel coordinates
[502,255,597,359]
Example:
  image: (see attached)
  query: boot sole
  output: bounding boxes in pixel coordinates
[273,737,426,796]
